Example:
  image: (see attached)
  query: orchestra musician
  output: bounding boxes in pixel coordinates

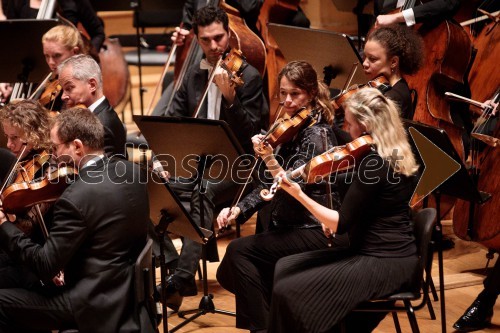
[374,0,461,27]
[152,0,266,116]
[216,60,348,332]
[0,108,153,333]
[363,24,423,119]
[267,88,420,332]
[0,24,85,107]
[0,100,56,289]
[58,54,126,157]
[159,5,268,311]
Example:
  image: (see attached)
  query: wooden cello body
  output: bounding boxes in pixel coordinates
[99,38,130,112]
[452,17,500,251]
[407,19,473,161]
[257,0,300,123]
[221,1,266,76]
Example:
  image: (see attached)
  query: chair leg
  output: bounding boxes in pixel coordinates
[429,276,438,301]
[426,297,436,320]
[392,312,402,333]
[404,300,420,333]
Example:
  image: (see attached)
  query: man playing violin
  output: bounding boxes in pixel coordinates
[0,108,154,333]
[159,5,268,311]
[58,54,126,157]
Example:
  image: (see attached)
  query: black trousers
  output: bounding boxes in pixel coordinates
[216,227,348,331]
[0,287,74,333]
[155,179,238,294]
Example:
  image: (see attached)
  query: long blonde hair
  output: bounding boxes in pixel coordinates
[344,88,418,176]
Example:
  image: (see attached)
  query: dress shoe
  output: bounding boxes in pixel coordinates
[156,276,183,312]
[453,298,493,332]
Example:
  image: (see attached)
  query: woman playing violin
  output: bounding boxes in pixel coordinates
[363,24,423,119]
[267,87,420,332]
[216,60,348,332]
[0,25,83,109]
[0,99,56,288]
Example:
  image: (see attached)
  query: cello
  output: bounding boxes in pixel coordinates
[400,0,473,162]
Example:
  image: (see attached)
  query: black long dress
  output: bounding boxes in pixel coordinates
[268,151,419,333]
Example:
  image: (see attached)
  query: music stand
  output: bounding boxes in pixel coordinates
[0,19,58,85]
[268,23,366,91]
[135,115,250,331]
[147,169,212,333]
[403,120,488,333]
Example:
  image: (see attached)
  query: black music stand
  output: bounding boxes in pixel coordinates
[134,115,251,331]
[403,120,489,333]
[268,23,366,92]
[147,169,213,333]
[0,19,58,91]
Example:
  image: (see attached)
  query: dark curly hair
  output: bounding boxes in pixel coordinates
[192,6,229,35]
[367,24,424,75]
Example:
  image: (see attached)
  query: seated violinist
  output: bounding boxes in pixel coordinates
[216,60,348,332]
[0,108,154,333]
[362,23,423,119]
[0,99,56,289]
[267,87,420,332]
[0,24,85,108]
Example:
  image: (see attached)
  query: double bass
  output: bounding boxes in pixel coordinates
[452,8,500,251]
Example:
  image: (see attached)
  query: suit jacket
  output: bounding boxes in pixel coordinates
[377,0,460,22]
[166,59,268,153]
[0,157,152,333]
[94,98,127,157]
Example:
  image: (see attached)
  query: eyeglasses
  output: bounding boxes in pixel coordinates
[51,141,69,152]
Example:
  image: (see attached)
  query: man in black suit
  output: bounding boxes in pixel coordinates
[374,0,460,27]
[58,54,126,157]
[160,6,268,310]
[0,108,153,333]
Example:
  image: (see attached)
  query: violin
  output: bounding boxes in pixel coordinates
[332,75,391,114]
[260,135,374,200]
[1,165,77,215]
[220,48,246,87]
[38,77,62,113]
[262,106,320,148]
[193,48,246,118]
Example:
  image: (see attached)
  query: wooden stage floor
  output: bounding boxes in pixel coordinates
[158,218,500,333]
